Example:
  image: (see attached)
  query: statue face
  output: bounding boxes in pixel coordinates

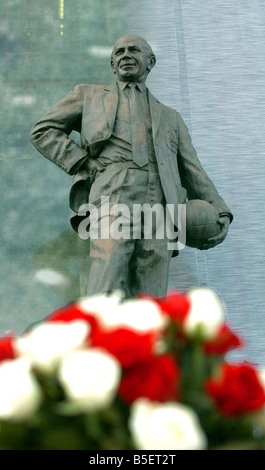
[111,37,155,83]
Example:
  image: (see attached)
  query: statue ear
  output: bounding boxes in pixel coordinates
[147,55,156,73]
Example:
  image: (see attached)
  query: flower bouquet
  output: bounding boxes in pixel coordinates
[0,288,265,450]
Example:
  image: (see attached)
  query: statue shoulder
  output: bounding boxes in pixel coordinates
[158,102,186,126]
[161,102,179,117]
[156,101,180,123]
[148,91,179,118]
[76,83,107,96]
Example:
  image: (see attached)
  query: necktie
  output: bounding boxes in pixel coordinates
[127,83,149,167]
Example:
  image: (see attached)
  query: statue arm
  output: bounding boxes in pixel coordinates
[29,84,88,175]
[176,112,233,222]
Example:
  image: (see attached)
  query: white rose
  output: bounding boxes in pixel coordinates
[184,288,225,340]
[113,299,168,332]
[58,348,121,412]
[258,369,265,391]
[0,358,41,421]
[78,291,124,318]
[79,292,167,333]
[129,398,207,450]
[15,321,90,373]
[78,291,123,328]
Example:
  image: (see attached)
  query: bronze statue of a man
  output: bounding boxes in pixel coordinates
[29,35,233,298]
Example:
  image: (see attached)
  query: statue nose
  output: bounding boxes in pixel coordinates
[121,53,132,60]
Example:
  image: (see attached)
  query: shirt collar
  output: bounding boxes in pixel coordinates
[117,80,147,92]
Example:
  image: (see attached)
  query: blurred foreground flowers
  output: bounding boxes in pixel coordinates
[0,288,265,450]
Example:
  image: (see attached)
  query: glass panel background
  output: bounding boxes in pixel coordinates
[1,0,265,365]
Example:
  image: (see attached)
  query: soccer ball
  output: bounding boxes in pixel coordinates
[182,199,221,249]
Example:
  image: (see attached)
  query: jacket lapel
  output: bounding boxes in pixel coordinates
[102,83,119,135]
[102,85,162,141]
[148,90,162,141]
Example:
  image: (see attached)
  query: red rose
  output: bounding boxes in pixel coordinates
[0,336,16,363]
[91,327,156,367]
[155,291,190,324]
[205,363,265,416]
[204,324,243,355]
[119,354,180,404]
[48,303,99,337]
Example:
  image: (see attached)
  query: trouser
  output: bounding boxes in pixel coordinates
[85,161,172,298]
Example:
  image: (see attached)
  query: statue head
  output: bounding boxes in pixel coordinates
[111,34,156,83]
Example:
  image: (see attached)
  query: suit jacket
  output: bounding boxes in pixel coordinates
[29,82,233,231]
